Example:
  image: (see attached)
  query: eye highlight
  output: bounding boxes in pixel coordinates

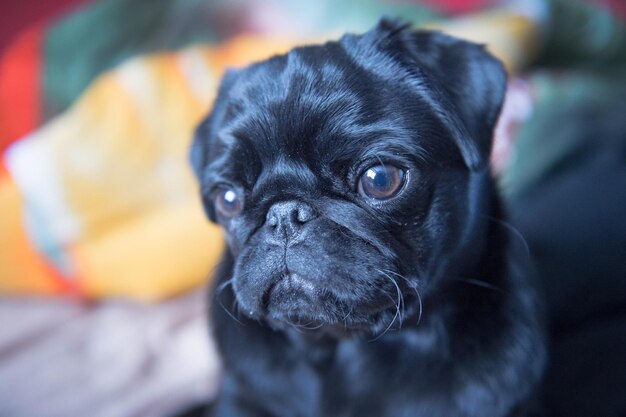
[358,164,406,200]
[213,187,243,218]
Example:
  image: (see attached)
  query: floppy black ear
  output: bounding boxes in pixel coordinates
[190,117,210,180]
[375,20,507,170]
[190,69,240,221]
[190,69,240,180]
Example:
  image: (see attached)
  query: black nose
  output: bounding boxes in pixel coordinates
[266,201,316,244]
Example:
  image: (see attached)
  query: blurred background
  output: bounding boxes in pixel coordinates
[0,0,625,416]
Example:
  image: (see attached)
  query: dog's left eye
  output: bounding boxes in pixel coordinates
[213,187,243,218]
[358,164,406,200]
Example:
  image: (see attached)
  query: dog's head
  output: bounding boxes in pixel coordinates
[191,20,506,335]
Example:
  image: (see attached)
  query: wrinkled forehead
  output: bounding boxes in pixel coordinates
[210,41,440,182]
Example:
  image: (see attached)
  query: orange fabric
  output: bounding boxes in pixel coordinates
[0,24,44,153]
[0,164,72,295]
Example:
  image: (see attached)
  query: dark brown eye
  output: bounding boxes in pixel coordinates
[213,187,243,218]
[358,164,405,200]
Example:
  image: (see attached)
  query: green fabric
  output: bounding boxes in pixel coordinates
[503,72,626,201]
[503,0,626,199]
[43,0,227,119]
[41,0,438,121]
[537,0,626,73]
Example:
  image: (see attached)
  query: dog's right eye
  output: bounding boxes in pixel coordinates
[213,187,243,218]
[358,164,406,200]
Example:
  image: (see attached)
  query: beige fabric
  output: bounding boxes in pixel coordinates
[0,290,220,417]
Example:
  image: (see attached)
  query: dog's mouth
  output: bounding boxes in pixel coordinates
[260,271,342,321]
[238,268,420,335]
[229,222,422,335]
[261,272,321,316]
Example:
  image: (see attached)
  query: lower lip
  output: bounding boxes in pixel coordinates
[287,273,317,294]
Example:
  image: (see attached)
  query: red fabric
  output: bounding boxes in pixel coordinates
[0,0,88,152]
[602,0,626,19]
[0,0,87,55]
[0,24,44,153]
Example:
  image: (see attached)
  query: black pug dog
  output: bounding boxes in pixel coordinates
[190,19,546,417]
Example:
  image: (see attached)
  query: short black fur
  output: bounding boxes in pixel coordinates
[190,20,546,417]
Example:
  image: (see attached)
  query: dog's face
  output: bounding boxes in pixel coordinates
[191,20,506,335]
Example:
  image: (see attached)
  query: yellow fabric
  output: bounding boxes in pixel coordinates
[67,39,296,299]
[426,11,541,73]
[2,37,297,299]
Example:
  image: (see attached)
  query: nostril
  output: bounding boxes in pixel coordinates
[267,212,278,227]
[265,201,317,241]
[296,205,315,223]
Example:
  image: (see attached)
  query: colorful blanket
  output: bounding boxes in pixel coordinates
[0,0,547,299]
[4,0,625,300]
[0,1,625,417]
